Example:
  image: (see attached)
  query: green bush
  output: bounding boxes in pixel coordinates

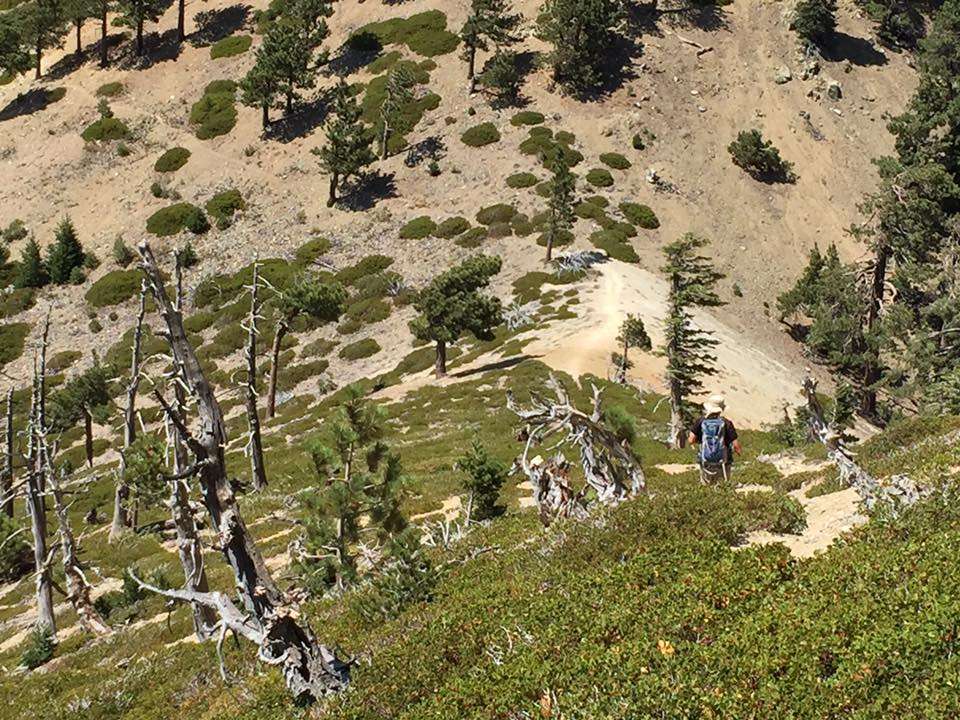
[0,322,29,366]
[154,147,190,173]
[294,236,331,266]
[367,50,402,74]
[85,269,142,307]
[81,116,130,142]
[510,110,545,126]
[619,202,660,229]
[20,625,55,670]
[487,222,513,238]
[505,172,538,189]
[599,152,631,169]
[399,216,437,239]
[475,203,517,225]
[349,10,459,58]
[456,226,487,248]
[590,229,639,263]
[0,514,31,581]
[585,168,614,187]
[739,491,808,534]
[190,80,238,140]
[2,219,27,242]
[461,122,501,147]
[210,34,252,59]
[336,255,394,285]
[574,200,608,220]
[433,216,471,238]
[95,81,124,97]
[728,129,797,182]
[536,228,574,248]
[0,288,35,319]
[145,203,208,236]
[205,189,246,225]
[338,337,382,360]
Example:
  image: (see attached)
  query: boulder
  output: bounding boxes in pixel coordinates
[774,65,793,84]
[827,80,842,100]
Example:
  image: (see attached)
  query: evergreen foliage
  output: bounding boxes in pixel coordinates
[793,0,838,44]
[460,0,520,83]
[20,625,55,670]
[14,238,47,289]
[537,0,624,93]
[728,129,797,183]
[543,151,575,261]
[314,78,375,206]
[379,65,416,157]
[0,514,31,581]
[612,313,652,376]
[46,217,85,285]
[456,440,507,521]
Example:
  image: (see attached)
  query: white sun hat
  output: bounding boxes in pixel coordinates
[703,394,726,416]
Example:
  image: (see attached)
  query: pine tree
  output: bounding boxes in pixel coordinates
[410,255,504,378]
[294,385,408,593]
[15,238,47,289]
[266,274,346,418]
[456,440,506,521]
[544,151,575,262]
[46,217,85,285]
[313,78,375,207]
[115,0,167,56]
[62,0,98,56]
[480,50,522,105]
[97,0,110,66]
[16,0,69,79]
[660,233,725,448]
[379,65,415,159]
[240,62,280,129]
[612,314,652,382]
[537,0,624,94]
[793,0,838,44]
[0,14,31,79]
[48,362,111,468]
[460,0,521,91]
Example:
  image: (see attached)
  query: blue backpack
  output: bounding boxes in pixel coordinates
[700,418,727,464]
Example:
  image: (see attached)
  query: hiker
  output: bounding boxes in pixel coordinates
[688,394,741,484]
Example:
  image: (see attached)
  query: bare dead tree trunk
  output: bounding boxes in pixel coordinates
[266,318,288,419]
[137,241,349,700]
[42,449,112,636]
[467,44,477,93]
[434,340,447,378]
[245,263,268,492]
[177,0,186,43]
[860,243,889,419]
[27,323,55,636]
[99,0,108,67]
[83,408,94,468]
[111,283,147,542]
[668,375,685,449]
[2,388,13,518]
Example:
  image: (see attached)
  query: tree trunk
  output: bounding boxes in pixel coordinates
[75,20,82,56]
[136,20,143,56]
[2,388,13,518]
[467,44,476,93]
[27,348,55,636]
[434,340,447,378]
[545,229,554,263]
[262,102,269,128]
[137,241,349,700]
[380,122,389,160]
[100,3,108,67]
[286,90,293,115]
[668,376,685,449]
[245,263,268,492]
[860,243,889,419]
[666,277,686,450]
[327,172,338,207]
[35,38,41,80]
[177,0,186,43]
[83,408,94,468]
[110,283,146,542]
[266,319,288,419]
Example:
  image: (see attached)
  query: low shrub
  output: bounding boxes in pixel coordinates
[205,189,246,225]
[728,129,797,183]
[81,116,130,142]
[505,172,538,189]
[599,152,631,170]
[574,200,608,221]
[619,202,660,229]
[339,337,382,360]
[85,269,142,307]
[0,322,29,366]
[210,34,252,59]
[585,168,614,187]
[536,228,574,248]
[461,122,501,147]
[349,10,459,58]
[300,337,338,358]
[95,81,124,97]
[399,216,437,239]
[336,255,394,285]
[476,203,516,225]
[739,491,808,534]
[0,287,35,319]
[487,222,513,238]
[456,227,487,248]
[2,219,27,242]
[0,514,31,581]
[433,216,471,238]
[294,236,331,266]
[367,50,402,74]
[190,80,238,140]
[20,625,55,670]
[145,203,209,236]
[590,229,640,263]
[510,110,545,126]
[154,147,190,173]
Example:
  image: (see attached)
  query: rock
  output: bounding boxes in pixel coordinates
[827,80,842,100]
[774,65,792,84]
[800,59,820,80]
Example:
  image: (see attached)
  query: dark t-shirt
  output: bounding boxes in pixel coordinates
[691,417,738,458]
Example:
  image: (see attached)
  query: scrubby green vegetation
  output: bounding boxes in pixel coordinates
[153,147,190,173]
[399,216,437,239]
[205,189,246,227]
[145,202,209,236]
[0,288,35,319]
[348,10,460,57]
[510,110,544,126]
[585,167,614,187]
[95,81,124,97]
[476,203,517,225]
[338,337,382,360]
[728,129,797,183]
[190,80,238,140]
[461,121,501,147]
[506,171,538,188]
[81,111,130,141]
[210,34,252,59]
[620,202,660,229]
[433,216,471,238]
[591,229,640,263]
[0,322,29,366]
[84,269,142,307]
[360,60,440,156]
[599,151,631,169]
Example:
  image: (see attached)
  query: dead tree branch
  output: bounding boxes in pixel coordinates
[244,261,267,491]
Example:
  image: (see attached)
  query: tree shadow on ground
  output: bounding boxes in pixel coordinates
[326,47,380,77]
[339,171,398,211]
[191,4,251,47]
[0,86,67,122]
[451,354,533,379]
[630,0,731,36]
[820,32,888,67]
[567,35,643,102]
[480,50,539,110]
[116,29,182,70]
[264,95,331,143]
[403,136,446,168]
[47,33,127,80]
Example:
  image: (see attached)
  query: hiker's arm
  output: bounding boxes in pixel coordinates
[732,439,743,456]
[687,431,697,446]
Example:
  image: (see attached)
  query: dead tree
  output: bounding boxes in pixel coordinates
[137,241,349,701]
[163,255,217,639]
[244,262,268,491]
[2,388,13,518]
[110,281,147,542]
[802,373,924,515]
[39,440,112,636]
[507,374,646,526]
[27,322,55,636]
